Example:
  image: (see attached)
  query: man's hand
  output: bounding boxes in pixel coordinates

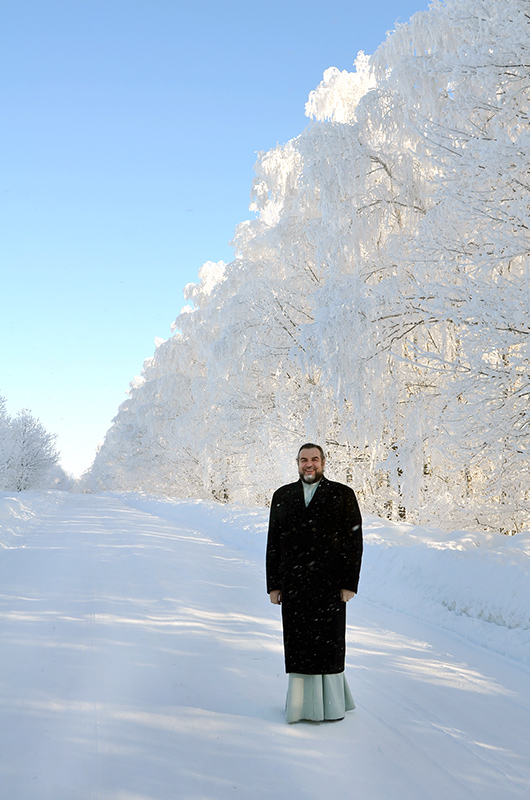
[269,590,282,605]
[341,589,356,602]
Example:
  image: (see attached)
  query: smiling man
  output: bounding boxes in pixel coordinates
[266,443,363,723]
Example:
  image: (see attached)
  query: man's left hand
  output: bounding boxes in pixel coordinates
[340,589,356,602]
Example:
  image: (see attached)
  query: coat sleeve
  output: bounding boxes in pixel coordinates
[266,489,282,593]
[339,486,363,593]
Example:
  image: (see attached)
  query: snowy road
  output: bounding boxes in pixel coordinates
[0,493,529,800]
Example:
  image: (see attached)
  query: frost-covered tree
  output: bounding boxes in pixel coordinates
[0,395,13,489]
[88,0,530,533]
[0,399,62,491]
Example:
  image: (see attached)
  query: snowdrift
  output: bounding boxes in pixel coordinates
[0,491,66,548]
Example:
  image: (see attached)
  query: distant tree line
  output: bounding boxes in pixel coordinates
[0,395,68,491]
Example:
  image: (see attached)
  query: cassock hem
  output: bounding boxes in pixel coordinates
[285,672,355,723]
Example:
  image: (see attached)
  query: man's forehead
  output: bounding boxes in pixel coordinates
[299,448,323,459]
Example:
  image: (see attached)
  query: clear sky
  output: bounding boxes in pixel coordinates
[1,0,431,477]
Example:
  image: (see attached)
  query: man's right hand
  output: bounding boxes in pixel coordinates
[269,590,282,605]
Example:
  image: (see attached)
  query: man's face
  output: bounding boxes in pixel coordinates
[297,447,325,484]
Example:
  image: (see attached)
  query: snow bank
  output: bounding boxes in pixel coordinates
[0,491,67,548]
[113,493,530,668]
[361,516,530,667]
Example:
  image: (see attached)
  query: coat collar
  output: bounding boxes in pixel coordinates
[297,475,329,507]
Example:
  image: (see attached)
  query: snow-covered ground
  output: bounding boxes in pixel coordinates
[0,491,529,799]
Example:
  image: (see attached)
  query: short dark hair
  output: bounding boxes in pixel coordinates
[297,442,325,461]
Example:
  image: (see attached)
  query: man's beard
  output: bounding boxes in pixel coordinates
[299,468,324,484]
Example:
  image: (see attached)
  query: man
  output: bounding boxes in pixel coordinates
[266,443,363,723]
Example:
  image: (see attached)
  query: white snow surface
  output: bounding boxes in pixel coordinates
[0,491,529,799]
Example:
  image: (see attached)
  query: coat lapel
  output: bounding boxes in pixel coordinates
[295,479,306,509]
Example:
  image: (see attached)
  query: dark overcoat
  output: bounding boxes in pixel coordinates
[266,476,363,674]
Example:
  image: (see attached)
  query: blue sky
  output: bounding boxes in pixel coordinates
[1,0,431,477]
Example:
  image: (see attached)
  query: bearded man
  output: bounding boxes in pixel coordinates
[266,443,363,723]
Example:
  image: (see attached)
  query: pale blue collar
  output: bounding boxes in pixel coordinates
[302,478,321,507]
